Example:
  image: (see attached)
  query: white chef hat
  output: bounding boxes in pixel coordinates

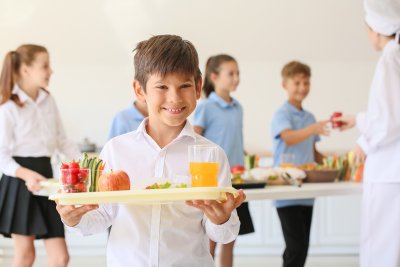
[364,0,400,40]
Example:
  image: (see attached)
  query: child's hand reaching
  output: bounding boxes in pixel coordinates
[186,189,246,225]
[55,202,98,227]
[309,120,330,136]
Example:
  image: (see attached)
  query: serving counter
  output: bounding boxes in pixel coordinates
[244,181,363,201]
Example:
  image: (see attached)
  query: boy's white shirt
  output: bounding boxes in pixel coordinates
[66,119,240,267]
[356,39,400,183]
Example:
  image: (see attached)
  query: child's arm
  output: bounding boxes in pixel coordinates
[280,120,330,145]
[314,144,325,164]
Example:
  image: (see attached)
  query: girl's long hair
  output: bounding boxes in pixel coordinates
[202,54,236,98]
[0,44,47,106]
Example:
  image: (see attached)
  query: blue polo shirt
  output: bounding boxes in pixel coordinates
[108,102,145,140]
[271,101,320,208]
[193,92,244,166]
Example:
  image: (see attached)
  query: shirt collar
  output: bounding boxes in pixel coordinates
[209,92,238,108]
[12,84,48,104]
[284,101,305,115]
[383,39,399,54]
[136,118,197,142]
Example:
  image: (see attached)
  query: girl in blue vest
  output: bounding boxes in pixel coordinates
[193,54,254,267]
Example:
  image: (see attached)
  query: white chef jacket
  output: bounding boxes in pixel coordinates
[356,39,400,183]
[0,85,80,176]
[67,119,240,267]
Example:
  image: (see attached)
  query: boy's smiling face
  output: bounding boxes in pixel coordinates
[283,73,310,105]
[134,72,201,131]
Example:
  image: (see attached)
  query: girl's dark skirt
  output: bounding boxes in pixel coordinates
[0,157,64,239]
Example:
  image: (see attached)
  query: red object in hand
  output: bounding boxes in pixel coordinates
[98,170,130,191]
[331,112,343,128]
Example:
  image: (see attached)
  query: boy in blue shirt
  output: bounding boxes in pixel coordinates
[108,100,148,139]
[271,61,329,267]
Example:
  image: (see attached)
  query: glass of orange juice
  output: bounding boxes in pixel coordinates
[189,145,219,187]
[280,153,295,168]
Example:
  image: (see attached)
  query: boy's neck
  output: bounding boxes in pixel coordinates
[145,119,186,148]
[134,101,148,117]
[288,99,303,110]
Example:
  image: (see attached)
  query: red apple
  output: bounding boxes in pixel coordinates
[98,170,130,191]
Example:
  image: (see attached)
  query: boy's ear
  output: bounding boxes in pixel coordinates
[133,80,146,101]
[282,80,288,90]
[195,78,203,100]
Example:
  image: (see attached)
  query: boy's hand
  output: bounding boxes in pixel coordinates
[186,189,246,225]
[353,144,366,166]
[310,120,330,136]
[334,115,356,131]
[55,201,98,227]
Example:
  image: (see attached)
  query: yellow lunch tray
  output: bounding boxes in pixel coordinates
[49,187,238,205]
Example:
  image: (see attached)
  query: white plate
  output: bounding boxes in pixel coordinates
[49,187,238,205]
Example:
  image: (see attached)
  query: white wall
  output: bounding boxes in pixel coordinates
[0,0,378,154]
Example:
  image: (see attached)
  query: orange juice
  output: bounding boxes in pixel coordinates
[190,162,219,187]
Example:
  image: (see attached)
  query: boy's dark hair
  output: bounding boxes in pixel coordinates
[203,54,236,98]
[281,61,311,81]
[133,35,201,90]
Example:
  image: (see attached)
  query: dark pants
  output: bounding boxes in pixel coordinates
[276,205,313,267]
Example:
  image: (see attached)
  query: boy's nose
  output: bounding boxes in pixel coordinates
[167,88,183,102]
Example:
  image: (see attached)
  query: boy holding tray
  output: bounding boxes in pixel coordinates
[56,35,245,267]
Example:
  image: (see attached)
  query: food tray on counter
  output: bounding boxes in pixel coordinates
[49,187,238,205]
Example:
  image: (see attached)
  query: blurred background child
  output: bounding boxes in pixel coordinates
[270,61,329,267]
[335,0,400,265]
[193,54,254,267]
[0,44,80,267]
[108,99,147,140]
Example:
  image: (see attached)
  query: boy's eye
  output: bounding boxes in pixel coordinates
[180,83,192,89]
[156,85,168,90]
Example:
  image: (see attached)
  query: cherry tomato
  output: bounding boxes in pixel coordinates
[60,163,69,169]
[78,169,89,180]
[75,182,87,192]
[69,161,80,169]
[66,173,78,185]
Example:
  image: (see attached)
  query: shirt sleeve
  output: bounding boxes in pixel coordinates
[0,105,20,176]
[271,109,292,140]
[356,55,400,154]
[53,99,81,160]
[192,101,208,129]
[204,148,240,243]
[65,204,117,236]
